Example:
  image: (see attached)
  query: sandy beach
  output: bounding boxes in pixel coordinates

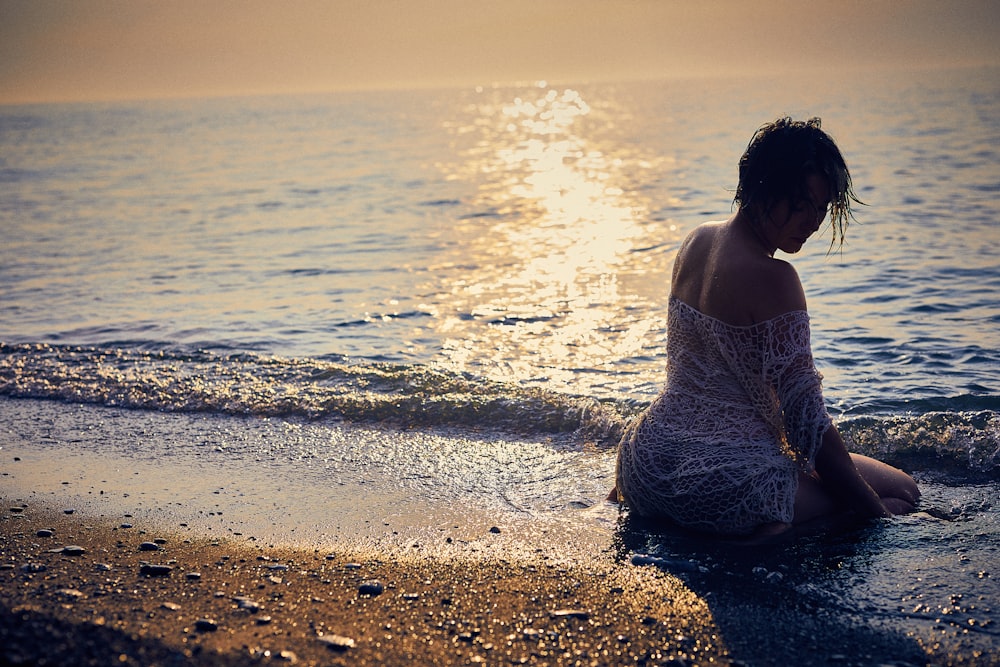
[1,500,730,667]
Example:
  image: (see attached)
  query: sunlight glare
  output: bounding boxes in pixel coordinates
[436,85,665,389]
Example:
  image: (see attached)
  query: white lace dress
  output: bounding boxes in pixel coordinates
[615,297,832,535]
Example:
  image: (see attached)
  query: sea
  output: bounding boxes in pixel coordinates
[1,66,998,664]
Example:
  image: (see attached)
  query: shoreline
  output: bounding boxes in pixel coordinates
[1,501,726,667]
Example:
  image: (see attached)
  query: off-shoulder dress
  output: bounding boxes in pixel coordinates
[615,297,833,535]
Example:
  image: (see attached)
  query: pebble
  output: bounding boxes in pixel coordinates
[161,602,182,611]
[55,588,85,600]
[256,615,273,625]
[63,508,74,514]
[139,563,174,577]
[630,553,700,573]
[233,596,262,612]
[194,618,218,632]
[317,634,356,651]
[489,526,501,534]
[36,529,54,538]
[138,541,161,551]
[550,608,591,620]
[185,572,202,581]
[358,580,384,596]
[59,545,86,556]
[20,563,46,573]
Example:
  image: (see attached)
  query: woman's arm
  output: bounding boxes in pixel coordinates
[814,425,892,519]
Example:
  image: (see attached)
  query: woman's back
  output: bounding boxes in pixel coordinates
[670,215,809,326]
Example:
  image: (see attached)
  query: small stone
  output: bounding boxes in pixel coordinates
[161,602,182,611]
[36,529,54,538]
[60,545,86,556]
[317,634,356,651]
[256,615,273,625]
[138,542,160,552]
[0,564,14,571]
[550,608,590,620]
[153,538,167,544]
[9,507,24,514]
[194,618,218,632]
[268,575,283,584]
[185,572,202,581]
[344,562,362,570]
[276,650,297,663]
[358,580,384,596]
[267,563,289,571]
[489,526,501,534]
[55,588,84,600]
[139,563,173,577]
[120,523,133,529]
[95,563,112,571]
[233,596,261,612]
[63,509,75,514]
[20,563,46,573]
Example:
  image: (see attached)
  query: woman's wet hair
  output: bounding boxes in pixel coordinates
[734,117,862,248]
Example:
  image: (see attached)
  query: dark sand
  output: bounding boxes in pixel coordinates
[1,501,728,667]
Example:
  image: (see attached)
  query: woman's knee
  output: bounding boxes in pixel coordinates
[850,453,920,504]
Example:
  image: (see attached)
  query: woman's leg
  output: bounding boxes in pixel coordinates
[794,455,920,524]
[793,470,840,524]
[850,453,920,513]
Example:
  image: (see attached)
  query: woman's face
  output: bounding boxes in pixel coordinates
[762,173,831,254]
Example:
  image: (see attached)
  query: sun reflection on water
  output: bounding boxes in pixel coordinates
[434,84,679,393]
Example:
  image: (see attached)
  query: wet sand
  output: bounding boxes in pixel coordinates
[1,501,726,667]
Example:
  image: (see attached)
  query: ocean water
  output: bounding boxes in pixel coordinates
[1,67,998,663]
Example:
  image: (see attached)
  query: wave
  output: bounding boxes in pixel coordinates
[0,341,625,439]
[1,342,996,475]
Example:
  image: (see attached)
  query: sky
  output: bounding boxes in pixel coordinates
[1,0,998,104]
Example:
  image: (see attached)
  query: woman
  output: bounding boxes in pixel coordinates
[614,117,919,538]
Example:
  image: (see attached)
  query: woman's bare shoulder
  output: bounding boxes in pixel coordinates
[750,258,808,319]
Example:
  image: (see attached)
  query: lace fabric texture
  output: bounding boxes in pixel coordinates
[616,297,832,534]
